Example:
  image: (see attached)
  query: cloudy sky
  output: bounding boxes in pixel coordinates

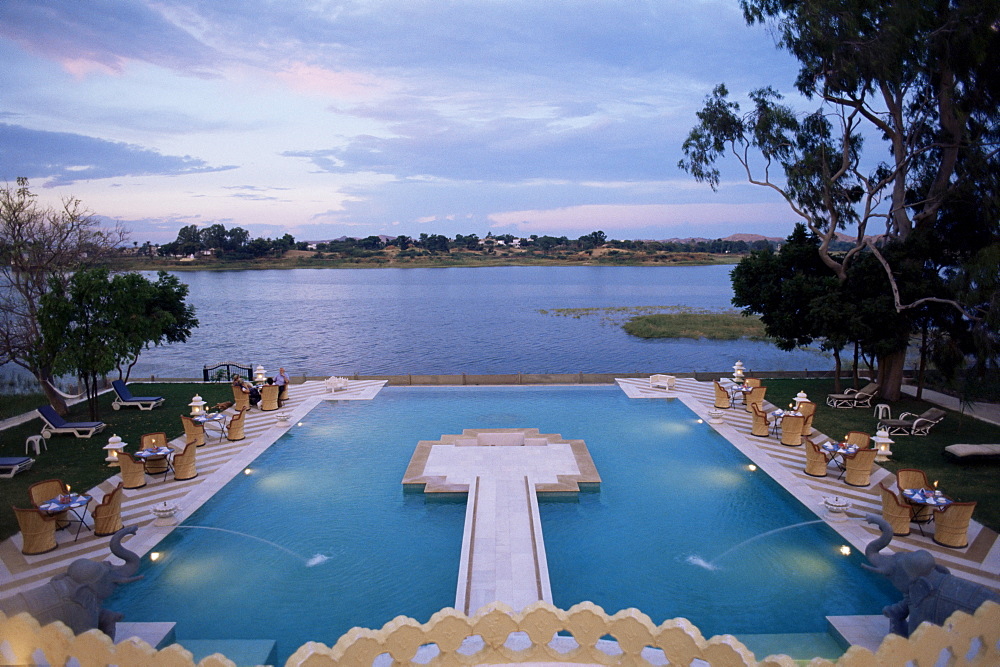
[0,0,811,244]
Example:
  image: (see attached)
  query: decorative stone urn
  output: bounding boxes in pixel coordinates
[152,501,179,527]
[275,412,290,424]
[823,496,850,521]
[707,409,724,424]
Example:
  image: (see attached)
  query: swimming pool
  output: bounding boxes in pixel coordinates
[108,386,895,660]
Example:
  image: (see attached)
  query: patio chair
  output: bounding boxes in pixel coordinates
[260,384,280,411]
[36,405,105,439]
[825,382,879,409]
[232,384,250,412]
[779,414,804,447]
[750,403,770,437]
[843,448,877,487]
[140,432,170,476]
[92,482,124,537]
[803,439,829,477]
[649,374,675,390]
[743,377,761,389]
[172,443,198,481]
[744,386,767,414]
[28,479,69,529]
[896,468,934,524]
[932,501,977,548]
[227,408,246,441]
[111,380,164,411]
[181,415,206,448]
[878,407,946,436]
[12,506,58,555]
[117,452,148,490]
[712,381,731,409]
[798,401,816,436]
[844,431,871,449]
[878,482,912,536]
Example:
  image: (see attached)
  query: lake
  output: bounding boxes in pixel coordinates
[119,265,828,378]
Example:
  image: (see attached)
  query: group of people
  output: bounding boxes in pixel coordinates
[232,367,289,408]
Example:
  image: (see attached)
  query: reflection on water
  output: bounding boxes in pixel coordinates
[118,265,829,377]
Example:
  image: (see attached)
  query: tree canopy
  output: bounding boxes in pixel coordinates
[680,0,1000,400]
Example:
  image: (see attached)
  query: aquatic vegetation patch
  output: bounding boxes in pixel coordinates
[538,306,768,340]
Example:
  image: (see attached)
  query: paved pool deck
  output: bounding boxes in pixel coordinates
[1,378,997,657]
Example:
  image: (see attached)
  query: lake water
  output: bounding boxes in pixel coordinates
[122,265,829,378]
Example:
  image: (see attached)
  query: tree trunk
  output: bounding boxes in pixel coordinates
[832,348,843,393]
[876,348,908,401]
[35,368,69,416]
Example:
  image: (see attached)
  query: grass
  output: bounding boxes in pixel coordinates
[759,378,1000,532]
[0,383,233,542]
[624,309,768,340]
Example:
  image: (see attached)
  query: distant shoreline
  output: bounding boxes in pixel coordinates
[112,252,742,271]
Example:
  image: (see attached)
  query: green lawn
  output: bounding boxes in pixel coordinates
[759,378,1000,532]
[0,383,233,542]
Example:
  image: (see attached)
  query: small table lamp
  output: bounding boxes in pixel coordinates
[104,434,125,466]
[189,394,206,417]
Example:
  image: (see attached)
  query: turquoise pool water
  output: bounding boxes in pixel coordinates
[108,387,895,660]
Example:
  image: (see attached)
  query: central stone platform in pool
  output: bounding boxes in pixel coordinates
[402,428,601,615]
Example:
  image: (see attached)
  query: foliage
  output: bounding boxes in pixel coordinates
[623,311,767,340]
[37,268,197,420]
[0,178,126,413]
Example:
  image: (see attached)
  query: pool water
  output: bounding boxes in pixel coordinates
[108,387,895,660]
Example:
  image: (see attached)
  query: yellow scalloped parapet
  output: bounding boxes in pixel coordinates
[2,601,998,666]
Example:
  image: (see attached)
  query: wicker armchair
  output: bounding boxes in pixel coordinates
[28,479,69,529]
[844,431,871,449]
[798,401,816,436]
[750,403,770,437]
[804,440,829,477]
[140,432,169,476]
[878,482,912,536]
[227,408,246,441]
[743,377,761,388]
[843,448,877,487]
[12,507,58,555]
[896,469,934,524]
[260,385,280,411]
[278,383,289,404]
[932,501,977,548]
[232,384,250,412]
[713,381,731,409]
[92,482,124,537]
[172,443,198,481]
[181,415,206,448]
[779,414,804,447]
[744,386,767,414]
[117,453,148,489]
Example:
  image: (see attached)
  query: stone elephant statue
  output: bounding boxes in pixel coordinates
[862,515,1000,637]
[0,526,143,639]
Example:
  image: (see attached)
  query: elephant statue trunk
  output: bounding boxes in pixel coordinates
[0,526,145,639]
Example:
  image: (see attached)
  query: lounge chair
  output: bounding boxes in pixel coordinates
[111,380,164,411]
[36,405,105,439]
[825,382,879,409]
[878,407,946,436]
[943,444,1000,462]
[932,501,977,548]
[0,457,34,479]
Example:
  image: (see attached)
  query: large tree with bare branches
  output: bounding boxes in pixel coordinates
[0,178,127,413]
[680,0,1000,400]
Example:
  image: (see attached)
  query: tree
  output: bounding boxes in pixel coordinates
[680,0,1000,400]
[37,268,197,420]
[0,178,126,413]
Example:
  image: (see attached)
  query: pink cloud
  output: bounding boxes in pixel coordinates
[489,203,801,231]
[274,62,383,99]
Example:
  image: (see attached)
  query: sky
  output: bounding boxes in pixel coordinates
[0,0,814,245]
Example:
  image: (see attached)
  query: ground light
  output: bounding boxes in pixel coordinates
[839,546,851,556]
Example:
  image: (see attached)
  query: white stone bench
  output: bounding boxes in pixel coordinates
[650,374,675,390]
